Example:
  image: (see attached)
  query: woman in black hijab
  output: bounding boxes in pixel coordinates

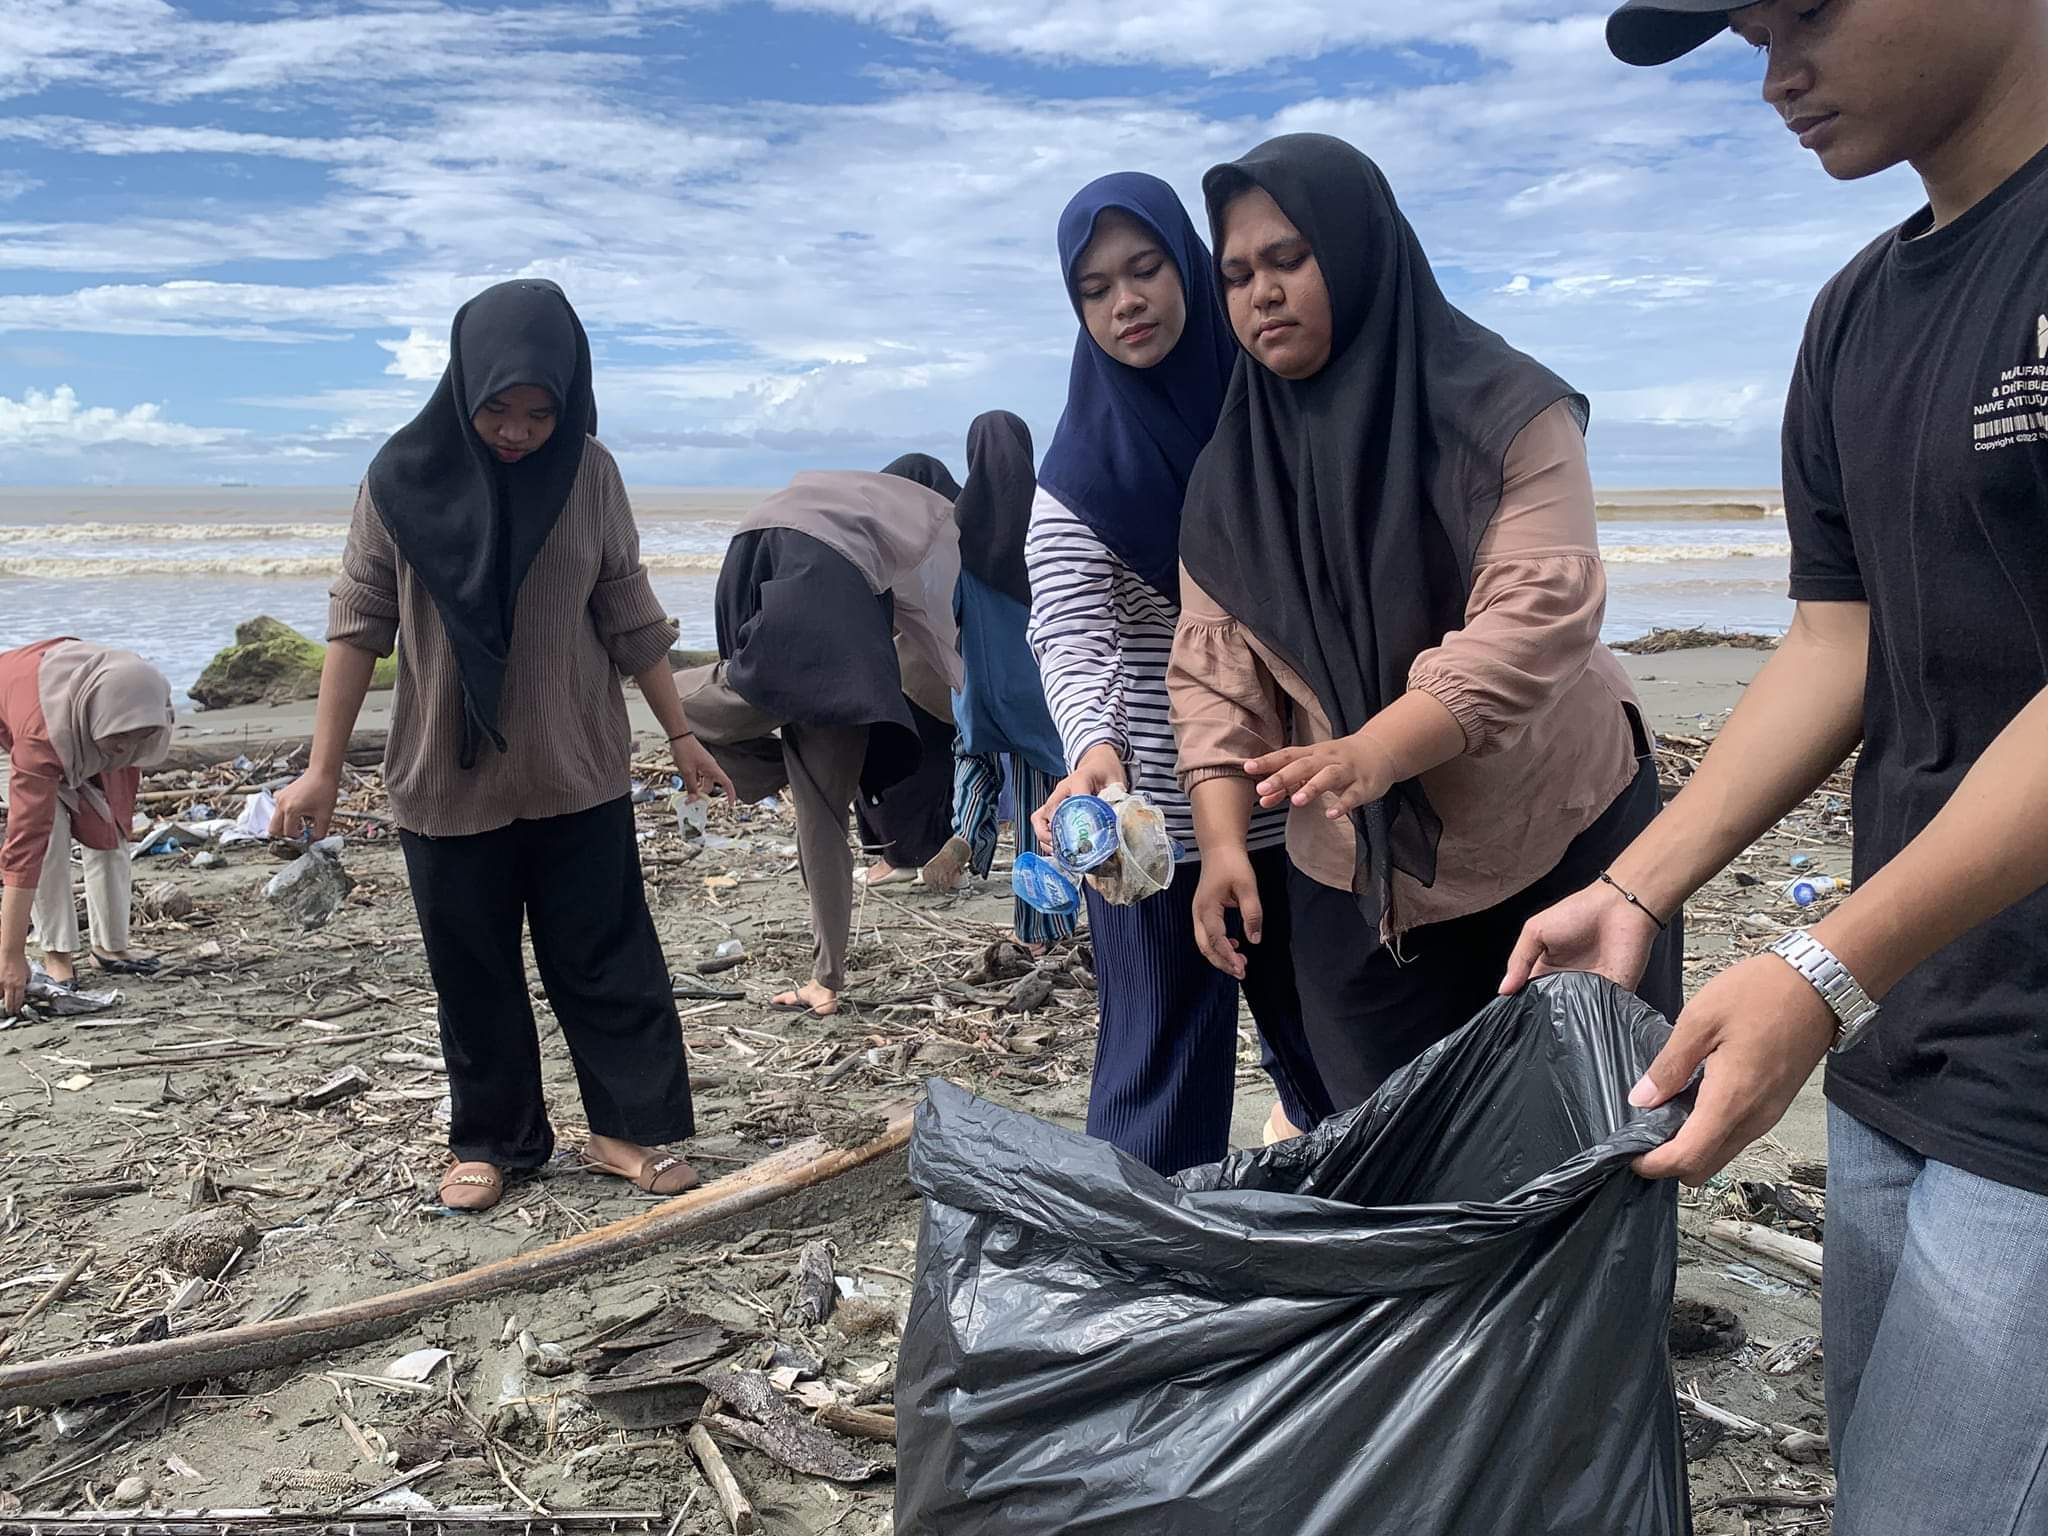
[1172,135,1682,1109]
[849,453,968,886]
[918,412,1075,949]
[274,280,732,1211]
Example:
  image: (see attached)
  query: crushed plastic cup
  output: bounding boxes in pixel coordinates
[673,793,710,841]
[1105,792,1173,902]
[1080,790,1173,906]
[1012,852,1082,917]
[714,939,745,960]
[1049,795,1119,873]
[671,792,739,849]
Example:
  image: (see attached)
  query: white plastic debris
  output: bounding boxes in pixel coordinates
[231,789,277,842]
[386,1347,453,1383]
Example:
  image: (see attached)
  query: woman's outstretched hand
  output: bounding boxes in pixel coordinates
[1246,732,1396,816]
[672,733,736,803]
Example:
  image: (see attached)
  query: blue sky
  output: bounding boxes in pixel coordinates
[0,0,1922,489]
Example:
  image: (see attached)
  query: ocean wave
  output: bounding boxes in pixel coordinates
[1601,541,1791,564]
[0,521,346,545]
[1595,502,1785,522]
[0,551,728,580]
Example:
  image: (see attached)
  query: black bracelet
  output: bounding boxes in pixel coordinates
[1598,869,1669,933]
[668,730,695,744]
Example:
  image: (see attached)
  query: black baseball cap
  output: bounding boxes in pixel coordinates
[1607,0,1740,66]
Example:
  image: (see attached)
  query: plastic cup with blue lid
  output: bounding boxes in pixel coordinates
[1012,851,1083,916]
[1049,794,1120,873]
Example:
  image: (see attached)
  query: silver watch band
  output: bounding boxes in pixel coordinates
[1769,930,1880,1053]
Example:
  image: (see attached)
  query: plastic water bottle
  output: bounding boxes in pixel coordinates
[1786,876,1842,907]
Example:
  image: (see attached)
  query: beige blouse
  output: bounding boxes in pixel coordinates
[735,471,962,724]
[1169,400,1639,938]
[328,438,679,837]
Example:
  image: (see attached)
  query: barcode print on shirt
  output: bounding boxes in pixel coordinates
[1024,487,1285,857]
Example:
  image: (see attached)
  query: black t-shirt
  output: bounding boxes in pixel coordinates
[1784,140,2048,1195]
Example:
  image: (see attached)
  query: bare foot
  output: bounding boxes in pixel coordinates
[771,980,839,1017]
[41,951,77,987]
[1262,1103,1306,1146]
[582,1133,700,1194]
[920,836,972,893]
[854,861,911,888]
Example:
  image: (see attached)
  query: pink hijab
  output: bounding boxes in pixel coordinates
[35,642,175,825]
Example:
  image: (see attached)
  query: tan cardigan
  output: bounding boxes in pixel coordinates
[1170,401,1639,938]
[328,438,680,837]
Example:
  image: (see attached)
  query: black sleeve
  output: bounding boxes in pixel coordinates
[1782,296,1865,603]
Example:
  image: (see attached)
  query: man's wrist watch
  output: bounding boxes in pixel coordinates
[1769,930,1880,1053]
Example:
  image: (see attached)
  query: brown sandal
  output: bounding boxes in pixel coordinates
[437,1161,505,1212]
[579,1144,701,1196]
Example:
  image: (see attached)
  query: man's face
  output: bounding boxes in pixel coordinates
[1730,0,2018,181]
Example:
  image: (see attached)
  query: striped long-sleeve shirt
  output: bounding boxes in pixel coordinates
[1024,486,1285,857]
[328,438,680,838]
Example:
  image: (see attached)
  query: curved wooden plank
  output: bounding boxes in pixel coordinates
[0,1103,916,1408]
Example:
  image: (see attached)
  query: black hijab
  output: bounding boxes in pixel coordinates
[1180,133,1585,931]
[953,411,1035,605]
[879,453,962,503]
[367,278,596,769]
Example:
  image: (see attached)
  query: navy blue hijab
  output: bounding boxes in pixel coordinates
[1035,173,1237,599]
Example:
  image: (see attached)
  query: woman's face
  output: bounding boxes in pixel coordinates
[98,726,161,764]
[1072,210,1187,370]
[471,383,559,464]
[1218,186,1334,381]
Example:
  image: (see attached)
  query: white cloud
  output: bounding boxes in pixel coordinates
[1505,167,1642,216]
[0,0,1927,486]
[0,385,237,450]
[379,327,449,381]
[1601,379,1781,431]
[762,0,1569,71]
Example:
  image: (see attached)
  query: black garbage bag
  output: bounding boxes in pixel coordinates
[897,972,1693,1536]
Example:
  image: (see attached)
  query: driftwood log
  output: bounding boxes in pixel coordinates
[1707,1217,1824,1280]
[0,1104,915,1408]
[687,1424,758,1535]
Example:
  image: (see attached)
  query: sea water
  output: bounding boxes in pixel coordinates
[0,485,1793,706]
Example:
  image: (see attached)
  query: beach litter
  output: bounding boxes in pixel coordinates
[5,969,121,1023]
[265,838,353,929]
[674,792,741,850]
[1018,788,1174,912]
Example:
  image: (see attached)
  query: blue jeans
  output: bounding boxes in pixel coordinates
[1826,1104,2048,1534]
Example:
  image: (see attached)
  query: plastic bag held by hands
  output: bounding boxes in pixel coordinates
[265,840,353,930]
[897,973,1695,1536]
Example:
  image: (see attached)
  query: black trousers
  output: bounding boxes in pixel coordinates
[1290,739,1683,1113]
[854,699,956,871]
[399,796,694,1168]
[1085,844,1334,1175]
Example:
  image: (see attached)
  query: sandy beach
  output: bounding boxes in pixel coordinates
[0,642,1839,1532]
